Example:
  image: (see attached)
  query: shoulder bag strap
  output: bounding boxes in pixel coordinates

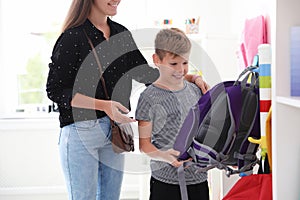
[83,29,118,126]
[83,29,110,100]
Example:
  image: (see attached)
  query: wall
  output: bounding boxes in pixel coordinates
[0,116,150,200]
[115,0,273,83]
[114,0,240,85]
[0,117,66,199]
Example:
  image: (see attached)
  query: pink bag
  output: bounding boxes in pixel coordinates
[238,15,267,68]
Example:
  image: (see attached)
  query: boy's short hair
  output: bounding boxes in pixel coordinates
[155,28,191,60]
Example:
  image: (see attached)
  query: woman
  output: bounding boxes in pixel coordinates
[46,0,208,199]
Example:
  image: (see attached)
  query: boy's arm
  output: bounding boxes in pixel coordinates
[138,120,185,167]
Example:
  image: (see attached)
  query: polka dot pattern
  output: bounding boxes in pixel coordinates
[46,18,159,127]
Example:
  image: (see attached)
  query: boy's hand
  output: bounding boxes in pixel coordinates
[164,149,191,168]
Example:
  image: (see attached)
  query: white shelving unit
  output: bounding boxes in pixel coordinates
[271,0,300,199]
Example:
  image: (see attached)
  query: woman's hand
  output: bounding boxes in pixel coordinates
[194,76,210,94]
[71,93,135,124]
[102,100,136,124]
[185,74,210,94]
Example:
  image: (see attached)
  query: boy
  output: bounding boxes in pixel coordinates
[135,28,209,200]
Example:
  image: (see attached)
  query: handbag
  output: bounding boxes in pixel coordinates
[84,30,134,153]
[111,121,135,153]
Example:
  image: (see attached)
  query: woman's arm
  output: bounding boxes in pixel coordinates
[71,93,135,123]
[46,31,134,124]
[46,31,80,109]
[185,74,209,94]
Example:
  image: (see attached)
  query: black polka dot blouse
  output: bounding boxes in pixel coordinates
[46,18,159,128]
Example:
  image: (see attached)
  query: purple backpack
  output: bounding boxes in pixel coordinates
[174,66,261,199]
[174,66,260,176]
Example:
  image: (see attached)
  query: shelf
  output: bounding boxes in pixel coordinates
[276,96,300,108]
[0,112,59,120]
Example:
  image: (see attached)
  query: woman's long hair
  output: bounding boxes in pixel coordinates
[61,0,93,32]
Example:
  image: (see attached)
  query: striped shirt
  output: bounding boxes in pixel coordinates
[135,80,207,185]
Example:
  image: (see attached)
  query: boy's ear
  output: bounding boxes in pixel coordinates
[152,54,161,67]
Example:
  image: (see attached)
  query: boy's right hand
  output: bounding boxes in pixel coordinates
[164,149,191,168]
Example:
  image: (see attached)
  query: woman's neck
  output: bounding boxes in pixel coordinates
[88,14,107,27]
[88,10,110,39]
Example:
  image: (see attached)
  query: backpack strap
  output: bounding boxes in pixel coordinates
[237,71,260,170]
[193,139,229,169]
[178,160,213,200]
[178,165,188,200]
[174,105,201,160]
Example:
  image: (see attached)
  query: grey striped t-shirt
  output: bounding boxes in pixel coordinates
[135,80,207,185]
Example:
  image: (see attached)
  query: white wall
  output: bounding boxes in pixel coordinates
[115,0,242,84]
[115,0,273,83]
[116,0,234,34]
[0,117,150,200]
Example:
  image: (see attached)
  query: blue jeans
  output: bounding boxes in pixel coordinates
[59,116,125,200]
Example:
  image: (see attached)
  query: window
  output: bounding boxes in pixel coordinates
[0,0,71,114]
